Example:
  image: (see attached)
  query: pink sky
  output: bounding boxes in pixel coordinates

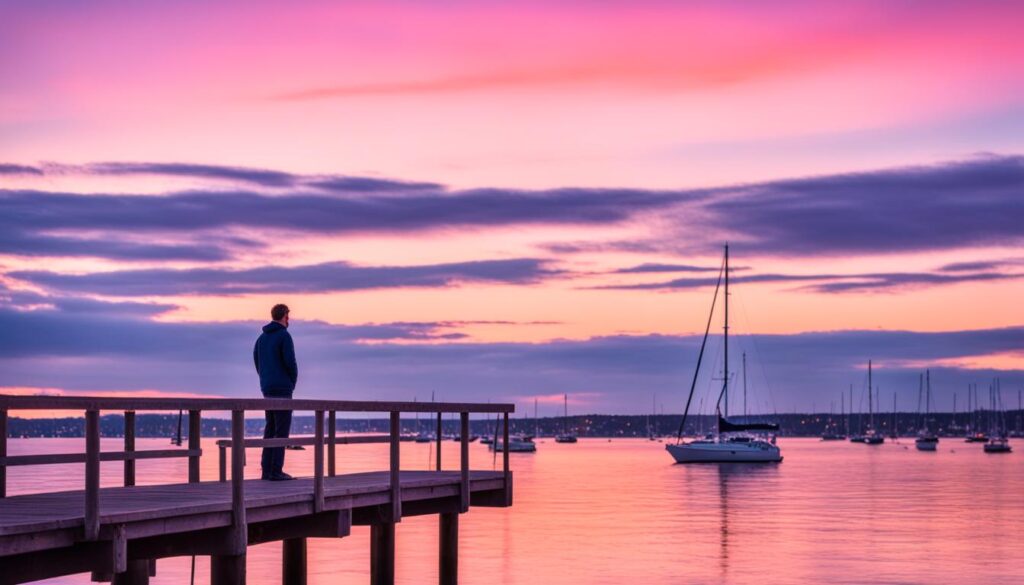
[2,1,1023,412]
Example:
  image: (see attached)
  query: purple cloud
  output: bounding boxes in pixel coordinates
[10,258,563,296]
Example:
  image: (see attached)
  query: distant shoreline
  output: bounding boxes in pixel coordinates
[6,412,1021,439]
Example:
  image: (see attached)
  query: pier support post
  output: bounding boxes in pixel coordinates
[211,554,246,585]
[370,523,396,585]
[112,560,150,585]
[439,512,458,585]
[282,538,307,585]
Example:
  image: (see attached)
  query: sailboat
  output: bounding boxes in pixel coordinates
[555,393,578,443]
[666,245,783,464]
[414,395,435,442]
[850,361,885,444]
[821,396,845,440]
[983,379,1012,453]
[915,371,939,451]
[965,384,988,442]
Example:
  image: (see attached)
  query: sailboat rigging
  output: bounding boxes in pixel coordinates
[915,371,939,451]
[555,393,578,443]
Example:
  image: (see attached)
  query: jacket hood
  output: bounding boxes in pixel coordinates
[263,321,287,334]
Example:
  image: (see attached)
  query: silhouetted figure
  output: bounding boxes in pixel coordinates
[254,303,298,480]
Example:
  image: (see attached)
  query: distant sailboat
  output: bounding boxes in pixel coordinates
[821,395,845,440]
[965,384,988,442]
[984,379,1012,453]
[666,245,783,464]
[555,393,578,443]
[915,371,939,451]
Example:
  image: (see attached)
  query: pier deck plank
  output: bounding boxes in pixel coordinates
[0,470,505,539]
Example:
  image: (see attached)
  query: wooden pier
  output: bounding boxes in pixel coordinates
[0,396,515,585]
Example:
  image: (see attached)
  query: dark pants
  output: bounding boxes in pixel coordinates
[261,407,293,477]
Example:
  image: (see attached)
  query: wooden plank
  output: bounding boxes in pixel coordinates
[460,413,470,513]
[313,411,324,513]
[389,412,401,523]
[188,410,201,483]
[328,411,337,477]
[0,395,514,414]
[439,511,458,585]
[1,449,201,467]
[247,510,350,545]
[282,537,307,585]
[124,412,136,487]
[0,409,6,499]
[0,471,506,538]
[0,540,111,583]
[230,410,247,554]
[85,409,100,541]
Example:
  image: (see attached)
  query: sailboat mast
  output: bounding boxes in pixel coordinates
[723,244,730,418]
[926,370,931,433]
[892,391,896,436]
[848,384,853,436]
[534,398,539,438]
[868,360,874,430]
[743,352,748,417]
[841,392,845,435]
[563,393,568,435]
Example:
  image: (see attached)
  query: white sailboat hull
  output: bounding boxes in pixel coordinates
[489,440,537,453]
[666,441,782,463]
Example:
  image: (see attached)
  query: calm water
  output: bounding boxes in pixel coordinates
[7,437,1024,584]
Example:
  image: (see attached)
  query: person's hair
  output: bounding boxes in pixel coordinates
[271,304,290,321]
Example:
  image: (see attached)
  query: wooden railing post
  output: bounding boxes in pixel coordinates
[435,412,442,471]
[219,444,227,482]
[230,410,247,553]
[1,408,7,498]
[328,410,337,477]
[389,411,401,522]
[85,409,101,540]
[460,412,469,512]
[124,411,136,487]
[503,412,511,506]
[188,410,201,483]
[314,410,324,513]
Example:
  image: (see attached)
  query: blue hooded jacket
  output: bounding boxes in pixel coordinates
[253,321,298,397]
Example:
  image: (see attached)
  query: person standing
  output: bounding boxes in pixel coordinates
[253,303,298,480]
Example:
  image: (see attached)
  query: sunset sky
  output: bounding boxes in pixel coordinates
[2,0,1023,415]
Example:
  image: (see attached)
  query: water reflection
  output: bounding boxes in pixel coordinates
[715,464,779,579]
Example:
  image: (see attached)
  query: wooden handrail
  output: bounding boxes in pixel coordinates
[1,449,201,466]
[0,395,513,413]
[214,435,399,448]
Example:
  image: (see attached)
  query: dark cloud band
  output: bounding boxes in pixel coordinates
[10,258,561,296]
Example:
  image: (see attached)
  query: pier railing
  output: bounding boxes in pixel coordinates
[0,396,515,543]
